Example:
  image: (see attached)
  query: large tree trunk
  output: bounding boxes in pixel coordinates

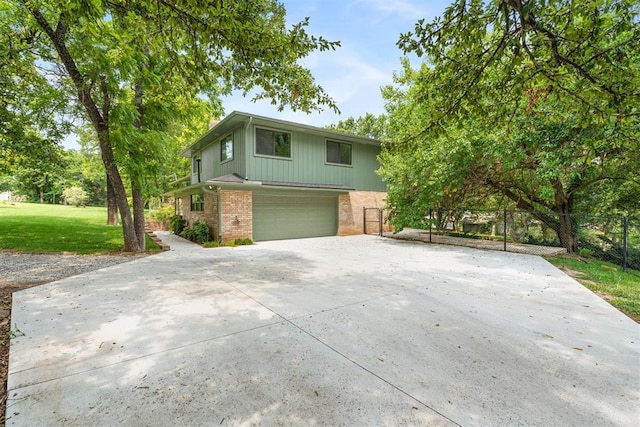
[98,130,143,252]
[130,75,147,250]
[552,179,579,253]
[557,213,579,253]
[132,181,146,251]
[489,177,580,253]
[27,7,144,252]
[106,175,118,225]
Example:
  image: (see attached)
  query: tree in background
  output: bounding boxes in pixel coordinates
[380,0,639,252]
[326,113,389,141]
[1,2,70,198]
[5,0,339,252]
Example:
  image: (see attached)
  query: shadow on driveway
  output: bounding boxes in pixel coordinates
[6,233,639,426]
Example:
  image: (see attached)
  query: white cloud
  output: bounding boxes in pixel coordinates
[322,50,390,104]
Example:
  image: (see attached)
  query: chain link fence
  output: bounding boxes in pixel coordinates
[420,209,638,272]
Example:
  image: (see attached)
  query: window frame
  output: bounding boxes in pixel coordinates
[326,139,353,166]
[220,133,234,163]
[190,194,204,212]
[255,127,292,159]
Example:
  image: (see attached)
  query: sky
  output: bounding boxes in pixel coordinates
[220,0,450,128]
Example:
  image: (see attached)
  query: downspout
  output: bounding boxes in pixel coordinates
[217,192,222,243]
[244,116,253,181]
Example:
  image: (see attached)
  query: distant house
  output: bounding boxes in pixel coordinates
[0,191,11,202]
[169,111,388,242]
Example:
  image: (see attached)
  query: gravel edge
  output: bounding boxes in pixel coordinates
[0,252,147,285]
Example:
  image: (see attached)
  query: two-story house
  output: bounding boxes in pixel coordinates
[170,111,388,242]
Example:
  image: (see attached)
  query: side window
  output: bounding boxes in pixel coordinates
[190,194,204,211]
[220,134,233,162]
[326,140,352,165]
[256,127,291,158]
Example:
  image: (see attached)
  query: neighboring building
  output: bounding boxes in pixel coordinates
[169,111,389,242]
[0,191,11,202]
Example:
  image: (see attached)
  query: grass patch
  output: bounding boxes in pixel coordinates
[0,202,160,254]
[546,254,640,322]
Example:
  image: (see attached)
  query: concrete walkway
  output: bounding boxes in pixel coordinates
[7,233,639,426]
[388,228,566,256]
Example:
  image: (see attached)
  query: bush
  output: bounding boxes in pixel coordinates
[579,248,594,257]
[170,215,186,235]
[192,221,211,243]
[62,186,89,207]
[180,221,211,244]
[149,205,174,221]
[234,238,253,246]
[202,238,252,248]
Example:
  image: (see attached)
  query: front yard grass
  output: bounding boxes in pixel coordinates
[546,254,640,323]
[0,202,159,254]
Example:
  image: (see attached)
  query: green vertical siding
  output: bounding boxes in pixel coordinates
[352,143,386,191]
[245,124,385,191]
[190,119,385,191]
[197,126,246,181]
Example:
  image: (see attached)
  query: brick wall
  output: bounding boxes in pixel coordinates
[177,193,218,239]
[338,191,391,236]
[218,190,253,242]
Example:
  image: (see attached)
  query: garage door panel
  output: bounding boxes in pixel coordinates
[253,193,338,241]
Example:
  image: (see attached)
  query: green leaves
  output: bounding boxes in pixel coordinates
[380,0,639,238]
[398,0,639,135]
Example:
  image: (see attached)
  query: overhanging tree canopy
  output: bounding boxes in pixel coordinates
[379,0,639,252]
[3,0,340,252]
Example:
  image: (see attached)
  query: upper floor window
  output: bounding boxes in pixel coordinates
[326,140,352,165]
[256,127,291,158]
[221,134,233,162]
[190,194,204,211]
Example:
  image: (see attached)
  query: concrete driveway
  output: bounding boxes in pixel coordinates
[7,233,640,426]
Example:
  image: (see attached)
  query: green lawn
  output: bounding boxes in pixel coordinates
[546,255,640,322]
[0,202,159,254]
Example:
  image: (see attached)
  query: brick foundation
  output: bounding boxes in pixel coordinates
[177,189,387,241]
[177,190,253,242]
[338,191,391,236]
[218,190,253,242]
[177,193,218,239]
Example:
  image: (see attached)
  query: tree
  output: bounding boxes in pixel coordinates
[382,0,639,252]
[5,0,339,252]
[327,113,389,141]
[0,1,70,181]
[10,143,66,203]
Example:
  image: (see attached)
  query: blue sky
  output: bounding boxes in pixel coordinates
[220,0,451,127]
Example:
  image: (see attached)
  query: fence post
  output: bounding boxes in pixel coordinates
[503,209,507,251]
[363,207,366,234]
[429,208,433,243]
[622,216,628,273]
[379,209,383,237]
